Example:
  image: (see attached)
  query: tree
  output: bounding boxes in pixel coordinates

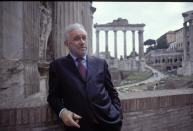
[156,38,169,49]
[144,39,156,47]
[127,51,138,59]
[144,39,156,54]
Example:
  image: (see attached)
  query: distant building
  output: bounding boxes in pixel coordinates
[156,30,176,48]
[167,28,183,51]
[145,49,182,71]
[146,18,187,73]
[167,28,183,52]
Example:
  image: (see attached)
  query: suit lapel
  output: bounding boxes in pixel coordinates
[86,56,97,82]
[63,54,87,99]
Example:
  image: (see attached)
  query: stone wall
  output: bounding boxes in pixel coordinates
[0,88,193,131]
[0,1,95,109]
[120,88,193,131]
[0,2,26,107]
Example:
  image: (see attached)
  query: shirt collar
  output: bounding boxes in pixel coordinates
[70,53,87,61]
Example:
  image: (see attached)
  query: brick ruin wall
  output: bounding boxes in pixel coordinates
[0,89,193,131]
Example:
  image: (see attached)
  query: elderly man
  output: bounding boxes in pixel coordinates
[47,23,123,131]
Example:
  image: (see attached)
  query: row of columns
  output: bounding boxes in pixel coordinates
[95,30,144,60]
[152,56,182,64]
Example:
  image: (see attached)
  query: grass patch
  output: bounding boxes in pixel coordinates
[176,75,193,80]
[126,71,153,80]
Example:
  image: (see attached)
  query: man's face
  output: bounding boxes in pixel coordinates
[66,28,88,57]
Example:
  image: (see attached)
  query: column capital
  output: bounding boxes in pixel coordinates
[138,30,144,33]
[123,30,127,33]
[113,30,117,32]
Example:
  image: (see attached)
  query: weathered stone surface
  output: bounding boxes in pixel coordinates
[39,2,52,61]
[182,10,193,76]
[2,2,23,60]
[0,2,95,109]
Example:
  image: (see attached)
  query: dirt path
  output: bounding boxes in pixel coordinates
[116,64,168,93]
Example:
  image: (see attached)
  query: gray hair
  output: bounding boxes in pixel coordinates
[64,23,87,41]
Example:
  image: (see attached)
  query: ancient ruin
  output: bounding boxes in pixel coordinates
[145,49,183,71]
[182,10,193,76]
[94,18,146,73]
[94,18,145,60]
[0,2,193,131]
[0,2,95,130]
[145,10,193,76]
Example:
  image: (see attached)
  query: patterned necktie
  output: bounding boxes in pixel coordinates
[77,57,87,79]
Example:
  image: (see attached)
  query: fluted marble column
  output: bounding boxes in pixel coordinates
[96,30,99,56]
[138,30,144,60]
[123,30,127,59]
[23,2,40,97]
[132,31,135,58]
[114,30,117,59]
[105,30,109,58]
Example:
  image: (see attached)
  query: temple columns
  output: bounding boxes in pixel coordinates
[138,30,144,60]
[95,29,144,63]
[132,31,135,58]
[113,30,118,59]
[123,30,127,59]
[105,30,109,58]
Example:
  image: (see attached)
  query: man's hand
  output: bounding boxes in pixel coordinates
[61,109,82,128]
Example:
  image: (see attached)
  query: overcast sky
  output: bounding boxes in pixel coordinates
[92,2,193,58]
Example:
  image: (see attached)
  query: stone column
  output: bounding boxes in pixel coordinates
[105,30,109,58]
[123,30,127,59]
[23,2,41,97]
[96,30,99,56]
[138,30,145,72]
[52,2,66,58]
[0,3,2,59]
[189,20,193,62]
[183,22,188,62]
[114,30,117,59]
[132,31,135,58]
[138,30,144,60]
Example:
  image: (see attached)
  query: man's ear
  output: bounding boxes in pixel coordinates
[64,41,68,47]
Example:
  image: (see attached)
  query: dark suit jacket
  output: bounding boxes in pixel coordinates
[47,54,123,128]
